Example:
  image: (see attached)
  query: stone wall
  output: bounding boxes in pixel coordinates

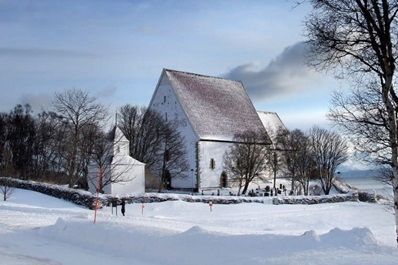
[2,177,388,208]
[272,193,359,205]
[0,177,102,209]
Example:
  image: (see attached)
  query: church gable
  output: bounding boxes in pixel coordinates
[257,111,287,145]
[149,70,201,189]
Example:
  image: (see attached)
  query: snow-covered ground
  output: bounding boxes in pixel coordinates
[1,188,398,265]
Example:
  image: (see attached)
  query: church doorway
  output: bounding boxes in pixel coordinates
[220,172,228,188]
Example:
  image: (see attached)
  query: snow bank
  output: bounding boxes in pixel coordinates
[37,217,398,265]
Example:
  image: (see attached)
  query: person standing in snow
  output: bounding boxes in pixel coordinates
[121,199,126,216]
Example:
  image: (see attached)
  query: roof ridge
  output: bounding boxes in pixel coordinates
[257,110,278,114]
[164,68,241,83]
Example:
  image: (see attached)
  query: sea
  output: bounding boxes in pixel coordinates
[339,170,393,198]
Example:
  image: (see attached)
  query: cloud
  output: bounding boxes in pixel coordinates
[0,47,97,59]
[278,109,330,131]
[19,93,52,112]
[224,42,320,102]
[96,86,118,98]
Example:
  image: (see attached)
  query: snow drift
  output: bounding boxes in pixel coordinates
[37,217,398,265]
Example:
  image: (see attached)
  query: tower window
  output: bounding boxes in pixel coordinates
[163,96,166,103]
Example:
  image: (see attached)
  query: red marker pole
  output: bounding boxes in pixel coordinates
[141,202,145,215]
[209,201,213,212]
[93,194,99,224]
[93,167,104,224]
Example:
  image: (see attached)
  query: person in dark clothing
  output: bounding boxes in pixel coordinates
[121,199,126,216]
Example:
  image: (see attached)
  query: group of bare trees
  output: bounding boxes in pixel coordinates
[278,127,348,195]
[224,126,348,196]
[0,90,187,194]
[0,89,107,189]
[53,89,107,188]
[276,129,314,195]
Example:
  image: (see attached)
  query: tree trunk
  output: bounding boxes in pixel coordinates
[385,104,398,243]
[381,74,398,245]
[392,168,398,245]
[242,180,250,195]
[273,152,277,190]
[291,177,295,194]
[236,177,243,196]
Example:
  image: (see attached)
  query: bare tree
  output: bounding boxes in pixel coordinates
[117,105,188,191]
[7,104,36,179]
[31,111,68,181]
[277,128,315,195]
[53,88,107,187]
[157,120,189,192]
[118,104,144,153]
[118,105,165,170]
[0,178,14,201]
[224,130,270,195]
[329,85,391,166]
[268,151,281,191]
[305,0,398,242]
[309,127,348,195]
[0,113,6,174]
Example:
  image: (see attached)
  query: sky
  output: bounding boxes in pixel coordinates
[0,0,348,131]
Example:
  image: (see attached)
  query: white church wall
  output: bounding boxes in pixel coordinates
[110,161,145,195]
[87,160,145,195]
[113,137,129,156]
[149,74,199,189]
[87,163,112,194]
[198,141,232,189]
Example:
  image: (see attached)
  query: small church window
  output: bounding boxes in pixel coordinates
[210,158,215,170]
[163,96,166,103]
[165,112,168,121]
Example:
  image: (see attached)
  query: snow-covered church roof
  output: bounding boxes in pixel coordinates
[257,111,287,145]
[164,69,271,142]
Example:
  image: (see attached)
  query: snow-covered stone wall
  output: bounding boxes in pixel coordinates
[0,177,101,209]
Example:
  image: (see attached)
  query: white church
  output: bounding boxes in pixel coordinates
[149,69,286,191]
[88,126,146,195]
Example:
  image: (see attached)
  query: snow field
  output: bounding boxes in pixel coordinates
[0,189,398,265]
